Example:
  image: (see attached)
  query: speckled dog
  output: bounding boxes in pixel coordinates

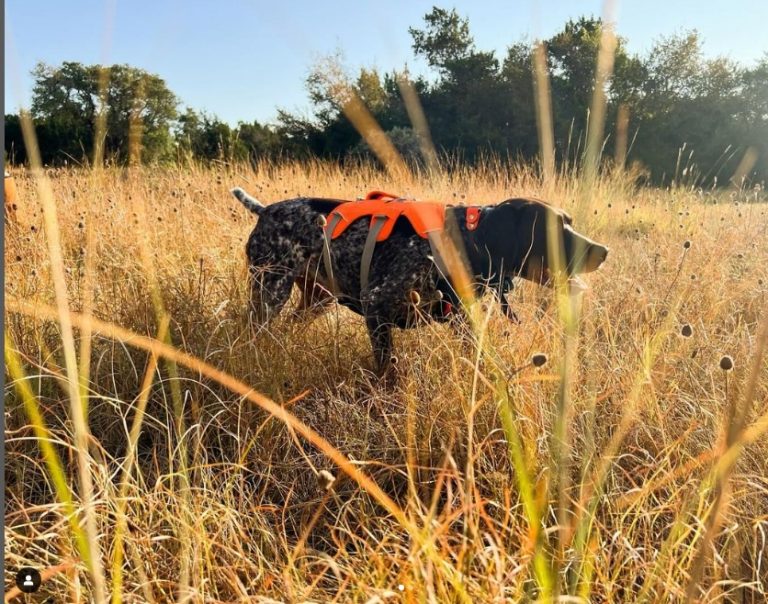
[231,187,608,373]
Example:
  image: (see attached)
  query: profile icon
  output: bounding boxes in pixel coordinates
[15,567,42,593]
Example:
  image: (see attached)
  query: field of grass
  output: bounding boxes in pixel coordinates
[4,160,768,602]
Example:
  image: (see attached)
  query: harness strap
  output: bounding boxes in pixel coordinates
[359,215,388,293]
[322,212,344,295]
[324,198,463,306]
[427,232,453,285]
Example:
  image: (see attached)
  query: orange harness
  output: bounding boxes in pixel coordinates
[321,190,481,298]
[327,190,447,241]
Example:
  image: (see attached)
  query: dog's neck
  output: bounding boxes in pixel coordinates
[446,206,504,285]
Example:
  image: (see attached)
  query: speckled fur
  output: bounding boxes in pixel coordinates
[234,190,608,373]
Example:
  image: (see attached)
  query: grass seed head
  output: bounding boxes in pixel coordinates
[318,470,336,491]
[681,323,693,338]
[719,355,734,372]
[531,353,548,368]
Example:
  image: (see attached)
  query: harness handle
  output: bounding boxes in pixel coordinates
[365,190,400,201]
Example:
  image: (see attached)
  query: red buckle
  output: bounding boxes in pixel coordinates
[466,207,480,231]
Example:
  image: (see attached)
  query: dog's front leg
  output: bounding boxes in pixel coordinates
[499,276,521,324]
[499,294,520,323]
[365,316,394,376]
[295,269,335,317]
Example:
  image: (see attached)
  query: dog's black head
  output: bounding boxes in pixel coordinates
[476,197,608,284]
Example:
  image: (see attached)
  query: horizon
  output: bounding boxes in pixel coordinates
[5,1,768,127]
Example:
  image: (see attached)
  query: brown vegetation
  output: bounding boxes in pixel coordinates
[4,161,768,602]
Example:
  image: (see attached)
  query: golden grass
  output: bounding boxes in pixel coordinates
[4,160,768,602]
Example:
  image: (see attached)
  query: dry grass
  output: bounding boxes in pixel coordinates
[4,160,768,602]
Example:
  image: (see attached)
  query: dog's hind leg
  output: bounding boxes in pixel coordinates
[245,220,315,326]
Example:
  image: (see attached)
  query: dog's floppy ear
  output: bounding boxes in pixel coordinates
[486,198,569,263]
[474,199,531,268]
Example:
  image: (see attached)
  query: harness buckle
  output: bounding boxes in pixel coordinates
[466,207,481,231]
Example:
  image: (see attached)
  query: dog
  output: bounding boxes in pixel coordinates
[232,187,608,373]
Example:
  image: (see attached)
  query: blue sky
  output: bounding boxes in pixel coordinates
[5,1,768,126]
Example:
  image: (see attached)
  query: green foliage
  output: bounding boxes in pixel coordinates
[26,61,178,164]
[356,68,387,113]
[409,7,474,71]
[275,11,766,185]
[352,126,424,166]
[629,34,766,184]
[4,15,767,185]
[5,113,26,164]
[237,120,289,163]
[175,108,237,162]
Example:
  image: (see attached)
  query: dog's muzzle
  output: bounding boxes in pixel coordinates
[584,244,609,272]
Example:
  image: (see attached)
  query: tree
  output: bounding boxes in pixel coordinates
[236,120,286,163]
[352,126,425,167]
[546,17,605,124]
[739,56,768,182]
[4,114,27,164]
[500,43,538,157]
[409,7,508,159]
[175,108,239,161]
[356,68,387,113]
[543,17,642,161]
[27,61,178,164]
[630,32,751,184]
[8,16,764,185]
[409,7,474,72]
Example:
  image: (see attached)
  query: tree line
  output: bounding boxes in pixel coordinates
[5,8,767,186]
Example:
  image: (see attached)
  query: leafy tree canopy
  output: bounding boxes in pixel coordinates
[5,11,768,186]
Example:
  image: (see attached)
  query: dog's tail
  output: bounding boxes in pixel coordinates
[231,187,265,215]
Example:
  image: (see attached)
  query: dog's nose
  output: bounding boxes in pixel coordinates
[585,244,609,271]
[596,245,609,261]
